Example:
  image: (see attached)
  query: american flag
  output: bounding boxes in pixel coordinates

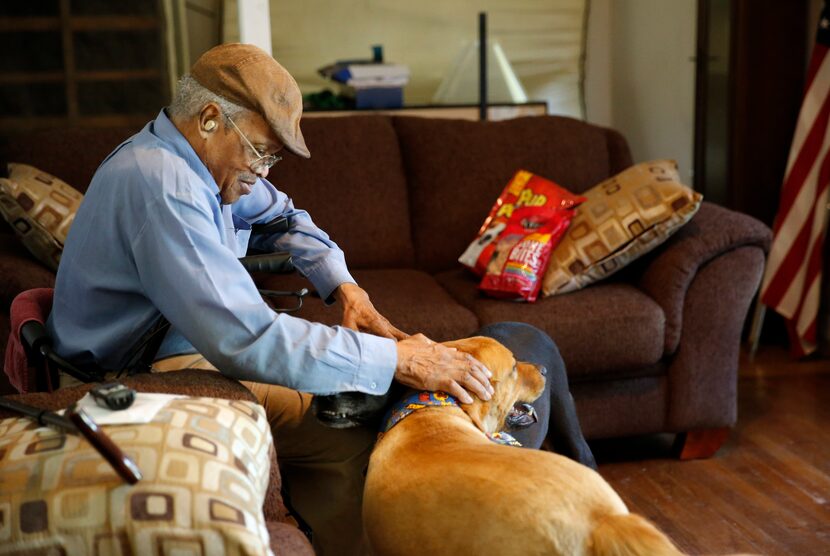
[760,1,830,357]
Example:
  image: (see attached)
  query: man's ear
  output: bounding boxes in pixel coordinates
[198,103,223,138]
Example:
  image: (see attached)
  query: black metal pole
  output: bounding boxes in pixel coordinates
[479,12,487,121]
[0,397,142,484]
[0,397,77,431]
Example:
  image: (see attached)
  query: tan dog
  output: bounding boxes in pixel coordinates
[363,336,690,556]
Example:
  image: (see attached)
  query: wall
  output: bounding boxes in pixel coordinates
[223,0,587,117]
[220,0,697,182]
[585,0,697,185]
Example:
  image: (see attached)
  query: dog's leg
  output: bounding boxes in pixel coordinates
[476,322,597,469]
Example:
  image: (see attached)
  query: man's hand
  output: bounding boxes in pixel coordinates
[395,334,494,404]
[338,283,408,340]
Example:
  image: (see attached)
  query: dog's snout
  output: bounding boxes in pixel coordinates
[538,365,547,377]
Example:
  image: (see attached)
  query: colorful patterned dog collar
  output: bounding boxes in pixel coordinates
[379,390,522,447]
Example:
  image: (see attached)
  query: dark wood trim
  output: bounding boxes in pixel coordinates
[0,72,65,84]
[727,0,809,225]
[693,0,711,194]
[58,0,77,121]
[76,69,161,82]
[0,15,159,32]
[69,16,159,31]
[0,17,60,31]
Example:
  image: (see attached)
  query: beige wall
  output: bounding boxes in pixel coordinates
[221,0,697,182]
[584,0,612,126]
[225,0,587,117]
[586,0,697,186]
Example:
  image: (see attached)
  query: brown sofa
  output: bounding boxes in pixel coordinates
[0,114,771,456]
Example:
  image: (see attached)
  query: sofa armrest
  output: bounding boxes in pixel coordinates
[0,370,290,523]
[667,246,766,430]
[634,202,772,354]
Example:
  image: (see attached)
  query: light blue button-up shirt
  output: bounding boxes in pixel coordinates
[46,109,397,395]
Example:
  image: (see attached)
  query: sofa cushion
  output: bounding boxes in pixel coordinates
[0,396,275,555]
[271,116,415,268]
[393,115,621,273]
[435,269,665,379]
[255,269,480,342]
[0,163,84,271]
[542,160,702,296]
[0,127,139,196]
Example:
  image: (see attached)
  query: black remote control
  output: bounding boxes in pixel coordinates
[89,382,136,411]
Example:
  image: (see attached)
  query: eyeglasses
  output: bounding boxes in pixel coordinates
[226,115,282,171]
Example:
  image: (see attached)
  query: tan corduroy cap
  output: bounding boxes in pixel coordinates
[191,43,310,158]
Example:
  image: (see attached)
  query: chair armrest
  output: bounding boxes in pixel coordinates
[634,202,772,354]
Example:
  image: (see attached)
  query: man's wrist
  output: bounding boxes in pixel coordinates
[336,282,361,302]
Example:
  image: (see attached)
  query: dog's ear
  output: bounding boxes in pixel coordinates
[517,362,546,402]
[462,400,489,433]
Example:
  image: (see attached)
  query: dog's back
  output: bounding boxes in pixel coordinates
[362,337,754,556]
[364,407,686,556]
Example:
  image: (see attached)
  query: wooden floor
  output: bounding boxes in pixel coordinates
[592,346,830,555]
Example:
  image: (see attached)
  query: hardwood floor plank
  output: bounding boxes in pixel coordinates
[594,350,830,556]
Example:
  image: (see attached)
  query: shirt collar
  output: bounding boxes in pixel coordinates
[151,108,221,198]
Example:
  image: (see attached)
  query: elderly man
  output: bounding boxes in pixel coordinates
[48,44,594,554]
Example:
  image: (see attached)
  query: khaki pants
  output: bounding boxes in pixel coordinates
[153,354,374,556]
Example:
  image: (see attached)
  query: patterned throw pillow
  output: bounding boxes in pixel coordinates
[0,163,83,271]
[0,397,275,555]
[542,160,702,296]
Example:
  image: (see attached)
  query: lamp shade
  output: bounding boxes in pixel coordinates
[432,39,528,104]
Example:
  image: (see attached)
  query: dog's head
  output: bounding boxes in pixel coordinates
[443,336,546,437]
[311,389,398,429]
[312,336,545,433]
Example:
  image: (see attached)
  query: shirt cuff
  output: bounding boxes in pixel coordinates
[350,333,398,394]
[304,257,356,305]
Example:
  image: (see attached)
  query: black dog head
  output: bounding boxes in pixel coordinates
[311,385,403,429]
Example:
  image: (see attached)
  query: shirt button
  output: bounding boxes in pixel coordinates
[370,382,377,389]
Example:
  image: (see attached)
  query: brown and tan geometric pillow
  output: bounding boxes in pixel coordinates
[0,397,275,555]
[0,163,83,271]
[542,160,702,296]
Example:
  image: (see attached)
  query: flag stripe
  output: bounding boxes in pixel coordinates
[784,46,830,186]
[793,183,829,330]
[773,66,830,235]
[762,143,830,311]
[805,43,829,102]
[761,7,830,358]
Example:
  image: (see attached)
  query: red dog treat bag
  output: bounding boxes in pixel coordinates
[478,207,569,301]
[459,170,585,301]
[459,170,585,277]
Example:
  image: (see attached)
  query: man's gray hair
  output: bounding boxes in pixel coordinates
[168,74,248,122]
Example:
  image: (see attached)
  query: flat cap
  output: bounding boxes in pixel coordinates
[191,43,310,158]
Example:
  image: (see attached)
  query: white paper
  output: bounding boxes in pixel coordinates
[70,392,185,425]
